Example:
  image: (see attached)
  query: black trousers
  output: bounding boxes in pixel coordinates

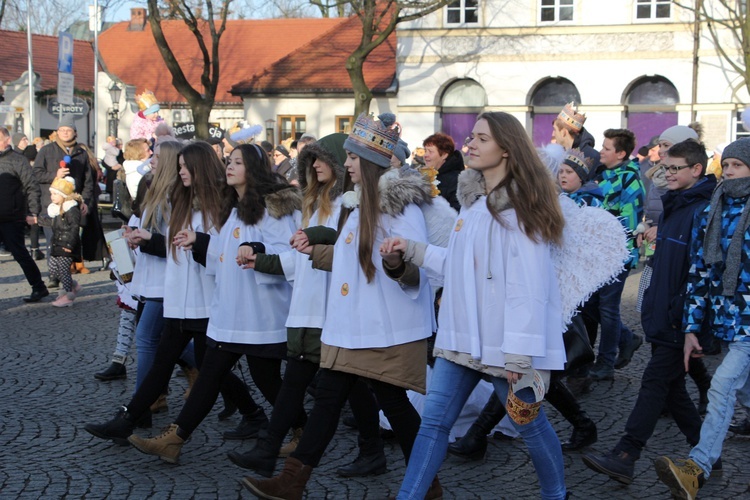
[615,343,702,459]
[0,221,44,290]
[291,368,421,467]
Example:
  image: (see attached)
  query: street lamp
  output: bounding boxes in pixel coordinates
[265,118,275,145]
[108,82,122,138]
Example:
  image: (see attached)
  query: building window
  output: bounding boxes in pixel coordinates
[278,115,306,142]
[635,0,670,20]
[736,111,750,140]
[540,0,573,22]
[336,116,354,135]
[446,0,478,25]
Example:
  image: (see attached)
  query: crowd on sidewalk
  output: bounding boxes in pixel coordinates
[5,95,750,500]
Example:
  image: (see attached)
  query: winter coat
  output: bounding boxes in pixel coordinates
[641,175,716,348]
[683,187,750,343]
[575,128,603,181]
[39,202,81,257]
[597,160,645,269]
[437,150,464,212]
[566,181,604,208]
[129,112,163,140]
[0,147,40,222]
[33,141,94,210]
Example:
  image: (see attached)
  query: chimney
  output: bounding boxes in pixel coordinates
[129,8,147,31]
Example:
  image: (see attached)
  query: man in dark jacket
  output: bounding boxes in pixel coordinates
[423,132,463,211]
[0,126,48,302]
[582,140,716,484]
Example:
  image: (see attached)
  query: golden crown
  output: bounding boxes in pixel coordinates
[135,90,159,111]
[557,102,586,133]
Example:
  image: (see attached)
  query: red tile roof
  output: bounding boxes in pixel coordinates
[98,17,344,105]
[230,15,396,95]
[0,30,95,92]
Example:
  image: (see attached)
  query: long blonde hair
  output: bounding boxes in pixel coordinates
[141,141,180,232]
[479,112,564,245]
[302,164,338,228]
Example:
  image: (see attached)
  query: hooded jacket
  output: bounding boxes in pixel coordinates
[566,181,604,208]
[641,175,716,348]
[574,128,603,181]
[436,149,464,212]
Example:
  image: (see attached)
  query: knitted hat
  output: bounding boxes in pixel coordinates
[275,144,290,158]
[136,90,160,116]
[343,113,400,168]
[12,133,27,148]
[557,102,586,133]
[58,114,77,131]
[394,139,410,164]
[50,176,76,197]
[722,138,750,168]
[260,141,274,154]
[659,125,698,146]
[562,148,593,183]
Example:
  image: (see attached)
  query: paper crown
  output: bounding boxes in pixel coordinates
[343,113,400,168]
[136,90,160,114]
[50,176,76,197]
[557,102,586,133]
[562,148,593,181]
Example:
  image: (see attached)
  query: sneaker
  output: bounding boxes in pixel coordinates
[582,450,635,484]
[654,457,705,500]
[615,333,643,369]
[51,293,75,308]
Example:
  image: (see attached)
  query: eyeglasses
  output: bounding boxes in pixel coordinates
[658,164,692,174]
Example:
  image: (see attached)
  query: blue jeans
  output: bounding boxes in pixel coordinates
[397,358,566,500]
[689,340,750,477]
[584,268,633,367]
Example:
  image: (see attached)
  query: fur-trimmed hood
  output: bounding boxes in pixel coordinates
[456,168,511,212]
[342,168,433,215]
[264,184,302,219]
[297,134,348,203]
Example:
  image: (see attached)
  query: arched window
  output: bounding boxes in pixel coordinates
[529,77,581,146]
[625,76,679,152]
[440,79,486,150]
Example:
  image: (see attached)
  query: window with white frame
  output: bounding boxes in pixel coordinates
[446,0,478,25]
[635,0,670,20]
[540,0,574,22]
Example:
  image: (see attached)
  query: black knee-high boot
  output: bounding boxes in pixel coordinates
[546,376,597,451]
[447,392,506,460]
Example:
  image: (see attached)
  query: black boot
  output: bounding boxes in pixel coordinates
[448,392,506,460]
[337,431,387,477]
[689,357,712,416]
[582,449,636,484]
[84,406,138,446]
[223,408,269,440]
[217,394,238,421]
[546,378,597,451]
[227,435,279,477]
[94,361,127,381]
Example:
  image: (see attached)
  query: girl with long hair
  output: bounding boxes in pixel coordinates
[126,143,305,464]
[242,114,438,499]
[384,112,568,499]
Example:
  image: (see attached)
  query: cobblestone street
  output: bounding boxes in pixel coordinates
[1,251,750,499]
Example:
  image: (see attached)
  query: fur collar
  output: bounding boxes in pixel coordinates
[341,169,432,215]
[456,168,512,212]
[264,185,302,219]
[47,200,78,216]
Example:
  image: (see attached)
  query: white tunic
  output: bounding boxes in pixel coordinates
[128,209,167,300]
[281,199,341,329]
[162,211,217,320]
[206,208,296,344]
[421,198,566,371]
[322,203,433,349]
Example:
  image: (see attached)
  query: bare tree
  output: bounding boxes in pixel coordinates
[675,0,750,96]
[0,0,128,35]
[147,0,231,139]
[345,0,450,115]
[0,0,7,28]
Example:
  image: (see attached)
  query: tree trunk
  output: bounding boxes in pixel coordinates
[191,100,213,139]
[346,51,372,116]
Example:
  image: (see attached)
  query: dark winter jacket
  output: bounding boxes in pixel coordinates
[0,147,41,222]
[574,128,602,181]
[39,203,82,257]
[33,141,94,209]
[437,149,464,212]
[641,175,716,348]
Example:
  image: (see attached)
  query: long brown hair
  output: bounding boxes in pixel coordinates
[337,156,386,283]
[225,144,280,226]
[302,160,338,228]
[141,141,180,232]
[168,141,228,260]
[479,112,564,245]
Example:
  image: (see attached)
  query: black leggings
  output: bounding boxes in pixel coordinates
[291,368,421,467]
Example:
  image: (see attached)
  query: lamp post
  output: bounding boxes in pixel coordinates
[108,82,122,138]
[265,118,275,145]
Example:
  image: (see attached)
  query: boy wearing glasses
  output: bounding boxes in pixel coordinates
[583,139,716,485]
[655,138,750,499]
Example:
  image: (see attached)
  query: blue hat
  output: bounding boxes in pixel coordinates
[343,113,399,168]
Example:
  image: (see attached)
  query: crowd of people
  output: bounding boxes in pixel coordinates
[3,95,750,500]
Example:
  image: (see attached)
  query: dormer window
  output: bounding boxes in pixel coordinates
[446,0,479,26]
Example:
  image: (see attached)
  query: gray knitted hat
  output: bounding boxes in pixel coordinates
[343,113,399,168]
[722,138,750,168]
[659,125,697,146]
[58,114,77,131]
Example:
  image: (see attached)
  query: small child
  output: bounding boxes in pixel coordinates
[36,176,83,307]
[558,148,604,207]
[122,138,152,199]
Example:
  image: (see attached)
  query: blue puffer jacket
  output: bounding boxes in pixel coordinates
[642,175,716,348]
[684,180,750,343]
[565,181,604,208]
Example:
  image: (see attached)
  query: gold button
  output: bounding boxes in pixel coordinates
[345,232,354,244]
[341,283,349,296]
[454,219,464,231]
[233,227,240,239]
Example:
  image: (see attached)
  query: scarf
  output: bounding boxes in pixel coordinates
[704,177,750,296]
[55,136,77,151]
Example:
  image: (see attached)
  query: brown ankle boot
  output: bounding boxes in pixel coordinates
[425,476,443,500]
[278,427,303,458]
[150,393,168,414]
[182,367,199,399]
[241,456,312,500]
[128,424,185,464]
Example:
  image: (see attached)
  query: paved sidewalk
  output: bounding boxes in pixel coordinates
[1,254,749,499]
